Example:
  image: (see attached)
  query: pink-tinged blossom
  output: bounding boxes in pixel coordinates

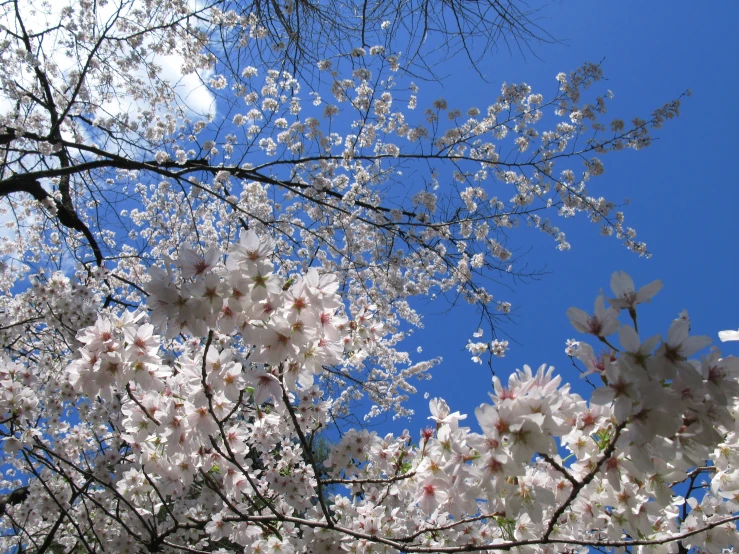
[214,363,245,402]
[285,310,317,345]
[477,452,521,498]
[627,381,682,443]
[573,341,605,375]
[217,299,239,334]
[475,403,511,440]
[304,268,340,310]
[591,362,645,422]
[185,401,219,440]
[302,338,342,376]
[428,397,467,430]
[179,247,220,279]
[607,271,662,310]
[146,278,183,329]
[414,477,449,513]
[507,415,556,463]
[645,459,687,507]
[508,473,556,524]
[285,279,312,315]
[700,349,739,406]
[567,296,620,337]
[282,360,313,391]
[123,322,159,357]
[466,339,488,364]
[200,273,230,316]
[618,325,660,371]
[76,316,117,352]
[249,369,283,405]
[226,230,274,272]
[256,316,301,365]
[564,338,579,356]
[248,267,282,302]
[653,318,711,382]
[49,230,739,551]
[204,513,231,541]
[317,310,347,342]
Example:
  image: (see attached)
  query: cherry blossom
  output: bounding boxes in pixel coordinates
[567,295,621,338]
[608,270,663,310]
[0,0,734,548]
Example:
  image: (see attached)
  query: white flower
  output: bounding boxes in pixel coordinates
[414,477,448,513]
[249,369,282,405]
[490,339,509,357]
[619,325,660,371]
[466,340,488,364]
[428,398,466,430]
[178,247,220,279]
[256,316,300,365]
[591,361,645,422]
[567,296,620,337]
[209,74,228,89]
[564,338,579,356]
[653,318,711,382]
[227,230,274,272]
[607,271,662,310]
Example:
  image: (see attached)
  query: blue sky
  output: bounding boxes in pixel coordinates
[381,0,739,431]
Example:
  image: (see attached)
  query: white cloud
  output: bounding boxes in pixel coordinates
[0,0,218,274]
[1,0,216,142]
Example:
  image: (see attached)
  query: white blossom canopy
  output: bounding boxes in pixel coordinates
[0,0,736,553]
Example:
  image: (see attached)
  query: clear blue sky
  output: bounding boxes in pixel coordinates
[379,0,739,432]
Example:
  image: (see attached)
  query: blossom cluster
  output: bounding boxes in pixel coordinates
[0,0,732,551]
[4,230,738,554]
[466,328,510,364]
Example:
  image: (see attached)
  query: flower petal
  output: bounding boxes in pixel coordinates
[718,329,739,342]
